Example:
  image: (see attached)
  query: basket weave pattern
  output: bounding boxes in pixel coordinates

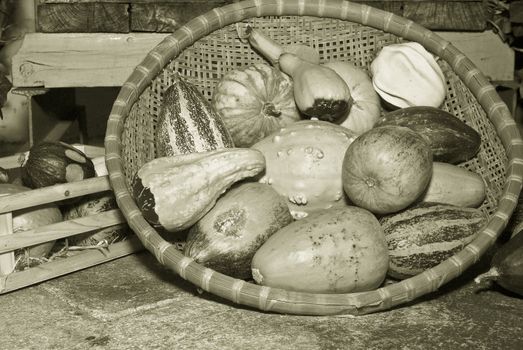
[105,0,523,315]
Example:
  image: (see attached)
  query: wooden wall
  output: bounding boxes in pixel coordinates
[35,0,488,33]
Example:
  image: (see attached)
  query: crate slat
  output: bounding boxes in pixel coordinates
[0,176,112,214]
[0,213,15,276]
[0,209,126,254]
[0,237,144,294]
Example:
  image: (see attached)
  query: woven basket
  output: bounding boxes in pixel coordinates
[104,0,523,316]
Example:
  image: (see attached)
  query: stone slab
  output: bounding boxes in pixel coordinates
[1,251,522,350]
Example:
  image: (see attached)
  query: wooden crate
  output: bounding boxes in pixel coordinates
[0,144,143,294]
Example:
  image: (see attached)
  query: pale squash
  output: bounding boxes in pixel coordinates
[251,206,389,293]
[371,42,446,109]
[251,119,358,219]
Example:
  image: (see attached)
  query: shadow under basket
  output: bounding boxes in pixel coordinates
[104,0,523,316]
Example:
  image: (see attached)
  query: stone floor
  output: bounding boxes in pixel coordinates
[2,249,523,350]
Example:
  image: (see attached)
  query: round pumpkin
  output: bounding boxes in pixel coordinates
[212,63,301,147]
[0,183,62,263]
[342,125,433,215]
[370,42,446,109]
[252,119,358,219]
[323,61,381,134]
[21,141,96,188]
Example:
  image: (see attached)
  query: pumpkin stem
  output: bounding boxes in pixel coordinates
[474,267,500,285]
[263,102,282,118]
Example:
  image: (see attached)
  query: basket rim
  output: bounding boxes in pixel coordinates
[104,0,523,316]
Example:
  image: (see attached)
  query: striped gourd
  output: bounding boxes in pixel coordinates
[155,73,234,157]
[380,203,487,279]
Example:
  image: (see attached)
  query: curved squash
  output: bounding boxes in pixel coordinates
[279,53,352,122]
[323,61,381,134]
[131,148,265,233]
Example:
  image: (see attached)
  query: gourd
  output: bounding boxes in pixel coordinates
[184,182,293,280]
[212,63,301,147]
[374,106,481,164]
[251,119,358,219]
[62,192,128,246]
[419,162,486,208]
[279,53,352,123]
[371,42,447,109]
[380,202,487,279]
[323,61,381,134]
[251,206,389,293]
[342,125,433,215]
[155,73,234,158]
[21,141,96,189]
[244,26,320,65]
[0,183,62,263]
[475,232,523,296]
[131,148,265,233]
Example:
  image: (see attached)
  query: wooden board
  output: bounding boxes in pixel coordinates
[11,30,513,89]
[34,0,487,33]
[36,2,130,33]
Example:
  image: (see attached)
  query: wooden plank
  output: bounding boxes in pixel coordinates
[0,209,126,253]
[130,1,234,32]
[0,213,15,276]
[12,32,168,88]
[0,176,112,214]
[0,237,144,294]
[437,31,515,82]
[36,2,129,33]
[402,1,486,31]
[11,30,512,89]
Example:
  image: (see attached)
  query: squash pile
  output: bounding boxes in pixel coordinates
[132,28,493,294]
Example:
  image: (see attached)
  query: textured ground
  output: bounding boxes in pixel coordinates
[2,251,523,350]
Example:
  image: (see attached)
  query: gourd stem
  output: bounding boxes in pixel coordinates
[263,102,282,118]
[474,267,500,284]
[246,27,284,65]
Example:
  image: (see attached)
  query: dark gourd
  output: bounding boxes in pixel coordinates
[380,202,487,279]
[132,148,265,233]
[279,53,352,122]
[184,182,293,279]
[155,73,234,157]
[21,141,96,188]
[475,232,523,296]
[374,106,481,164]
